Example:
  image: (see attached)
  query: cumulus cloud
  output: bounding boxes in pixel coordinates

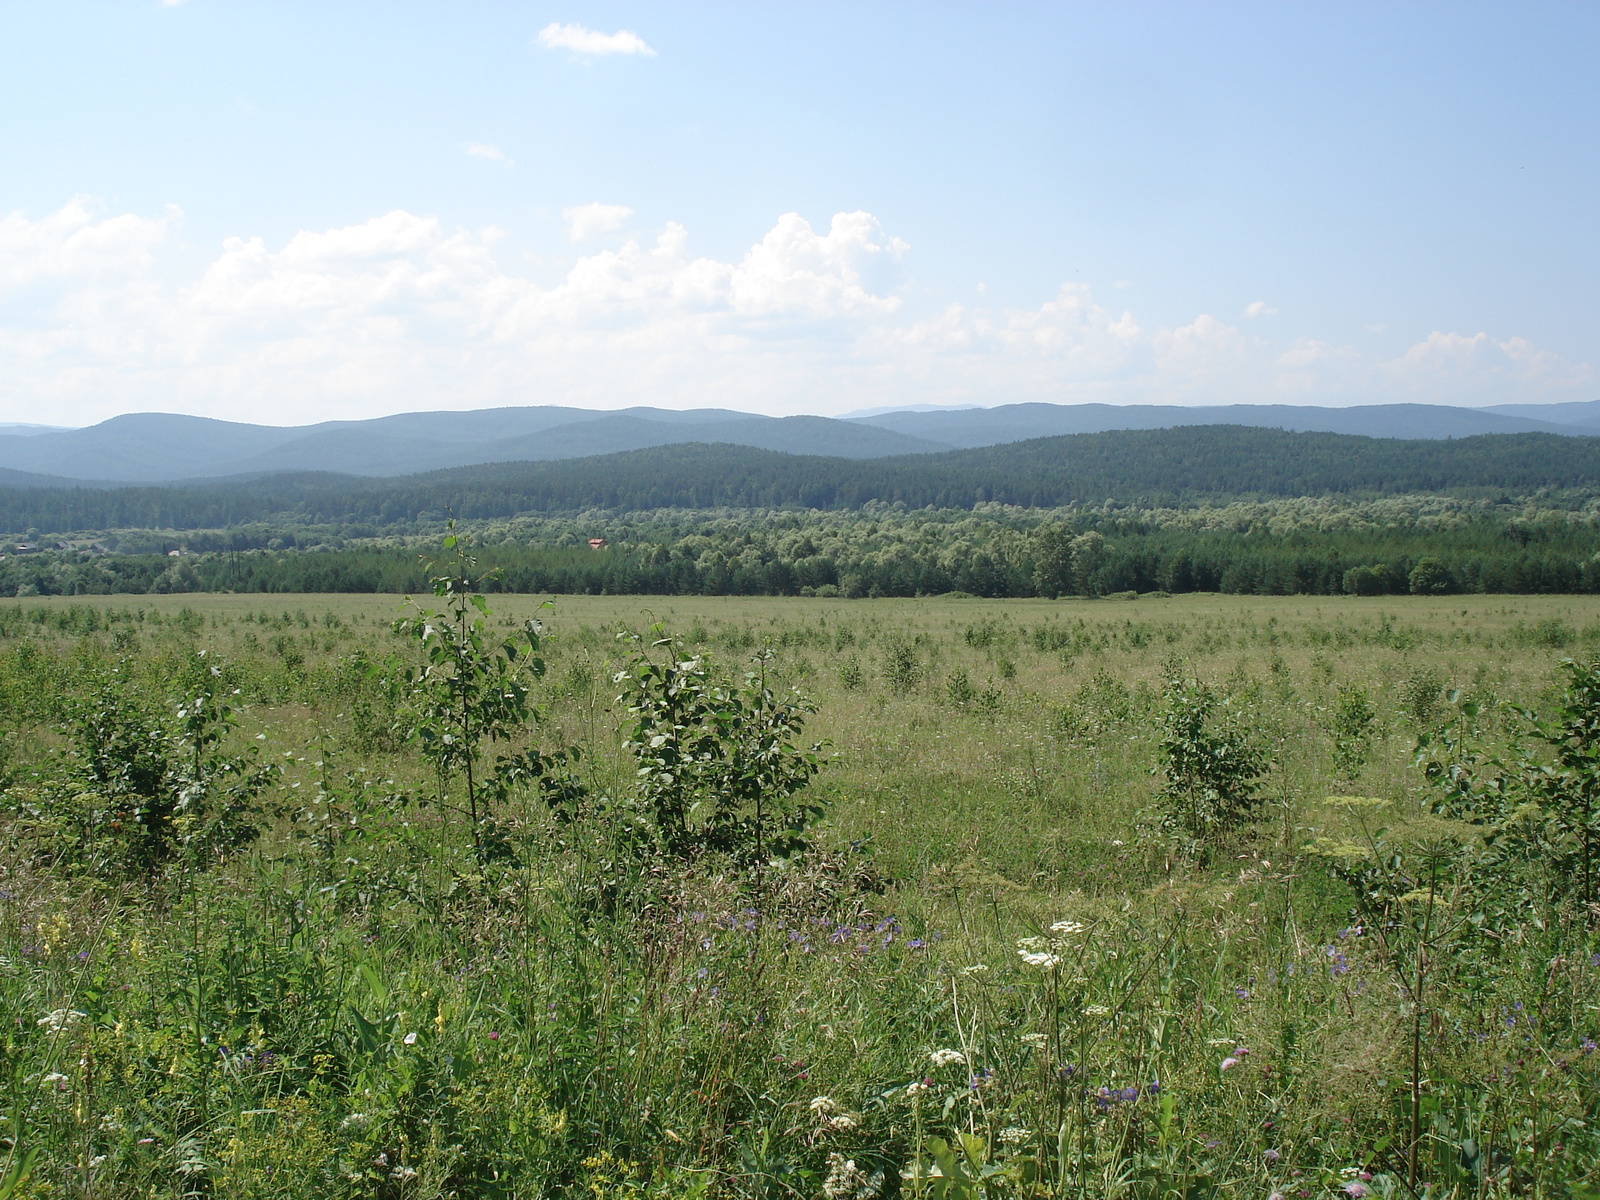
[536,23,655,56]
[465,143,510,163]
[0,198,1590,425]
[563,203,632,243]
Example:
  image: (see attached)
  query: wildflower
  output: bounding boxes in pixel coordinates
[1263,1148,1281,1162]
[905,1078,932,1096]
[37,1009,87,1034]
[826,1113,859,1132]
[1082,1004,1110,1017]
[907,938,926,949]
[1269,1193,1287,1200]
[1018,951,1061,969]
[1342,1185,1370,1198]
[1119,1085,1140,1102]
[402,1032,417,1046]
[822,1152,874,1200]
[1020,1032,1048,1049]
[390,1166,418,1181]
[1220,1057,1242,1071]
[929,1048,966,1068]
[1147,1078,1161,1096]
[961,964,989,975]
[1049,920,1087,936]
[998,1127,1030,1146]
[40,1072,69,1090]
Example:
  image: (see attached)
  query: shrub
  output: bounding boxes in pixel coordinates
[1152,677,1268,854]
[618,633,827,868]
[1330,683,1377,781]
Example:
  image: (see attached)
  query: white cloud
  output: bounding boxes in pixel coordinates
[563,203,633,243]
[536,23,655,57]
[0,198,1590,426]
[466,143,510,163]
[729,212,908,319]
[1244,301,1277,318]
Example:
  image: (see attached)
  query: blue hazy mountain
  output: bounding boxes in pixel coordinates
[0,400,1589,484]
[846,402,1580,447]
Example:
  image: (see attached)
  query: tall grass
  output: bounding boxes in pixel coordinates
[0,592,1595,1197]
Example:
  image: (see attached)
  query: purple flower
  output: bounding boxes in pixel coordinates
[1119,1085,1140,1102]
[1343,1183,1370,1198]
[1263,1148,1281,1162]
[1146,1077,1160,1096]
[907,938,926,950]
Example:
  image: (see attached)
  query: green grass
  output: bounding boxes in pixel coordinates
[0,591,1596,1197]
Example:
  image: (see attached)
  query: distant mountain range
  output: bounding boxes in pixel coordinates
[1,399,1596,486]
[5,427,1600,535]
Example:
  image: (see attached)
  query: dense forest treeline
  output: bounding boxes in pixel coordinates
[5,426,1600,534]
[7,497,1600,599]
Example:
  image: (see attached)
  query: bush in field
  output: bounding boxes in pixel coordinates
[1399,665,1445,728]
[23,656,277,875]
[1152,677,1268,854]
[880,635,920,693]
[1329,682,1377,781]
[617,632,826,868]
[1418,656,1600,912]
[394,531,570,860]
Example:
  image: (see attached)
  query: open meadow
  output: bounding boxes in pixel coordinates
[1,586,1597,1197]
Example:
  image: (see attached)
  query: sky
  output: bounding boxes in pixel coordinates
[0,1,1595,428]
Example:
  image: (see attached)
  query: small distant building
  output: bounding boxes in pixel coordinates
[588,538,608,550]
[167,548,185,558]
[12,543,37,554]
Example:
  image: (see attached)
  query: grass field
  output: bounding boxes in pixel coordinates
[1,589,1597,1197]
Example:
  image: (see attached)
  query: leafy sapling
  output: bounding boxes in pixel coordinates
[1151,676,1268,859]
[395,528,575,860]
[618,628,827,871]
[1329,683,1377,782]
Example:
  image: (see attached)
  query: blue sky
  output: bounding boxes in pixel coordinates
[1,1,1594,426]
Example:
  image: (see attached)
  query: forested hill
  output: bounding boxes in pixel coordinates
[5,425,1600,534]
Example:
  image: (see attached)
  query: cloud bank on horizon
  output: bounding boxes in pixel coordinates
[0,197,1587,428]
